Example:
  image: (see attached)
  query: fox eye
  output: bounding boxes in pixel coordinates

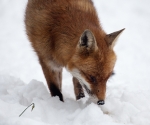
[89,75,96,83]
[110,71,115,77]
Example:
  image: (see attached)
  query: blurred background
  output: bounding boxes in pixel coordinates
[0,0,150,91]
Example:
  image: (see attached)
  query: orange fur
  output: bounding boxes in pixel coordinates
[25,0,124,103]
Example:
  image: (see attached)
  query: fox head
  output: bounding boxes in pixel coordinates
[67,29,124,105]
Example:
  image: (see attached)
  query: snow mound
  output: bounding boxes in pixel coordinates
[0,75,150,125]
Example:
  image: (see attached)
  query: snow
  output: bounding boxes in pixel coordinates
[0,0,150,125]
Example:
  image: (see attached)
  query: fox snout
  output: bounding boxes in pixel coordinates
[95,85,106,105]
[83,82,106,105]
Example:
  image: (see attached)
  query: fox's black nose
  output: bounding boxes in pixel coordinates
[97,100,105,105]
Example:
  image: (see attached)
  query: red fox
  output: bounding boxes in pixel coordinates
[25,0,124,105]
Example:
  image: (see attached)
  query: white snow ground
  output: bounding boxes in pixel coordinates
[0,0,150,125]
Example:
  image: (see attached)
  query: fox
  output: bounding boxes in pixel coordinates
[25,0,124,105]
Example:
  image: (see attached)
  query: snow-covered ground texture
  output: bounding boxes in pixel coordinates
[0,0,150,125]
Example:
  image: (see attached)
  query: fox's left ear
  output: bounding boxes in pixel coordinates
[78,29,98,52]
[105,28,125,49]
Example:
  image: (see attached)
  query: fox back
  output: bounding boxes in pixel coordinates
[25,0,124,104]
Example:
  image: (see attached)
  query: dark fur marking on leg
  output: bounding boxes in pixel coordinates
[50,83,63,102]
[76,92,85,100]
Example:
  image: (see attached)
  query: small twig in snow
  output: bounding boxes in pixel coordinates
[19,103,35,117]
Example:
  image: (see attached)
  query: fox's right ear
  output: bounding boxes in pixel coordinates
[78,29,98,52]
[106,28,125,49]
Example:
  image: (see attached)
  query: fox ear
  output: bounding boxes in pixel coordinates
[106,28,125,49]
[79,29,98,51]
